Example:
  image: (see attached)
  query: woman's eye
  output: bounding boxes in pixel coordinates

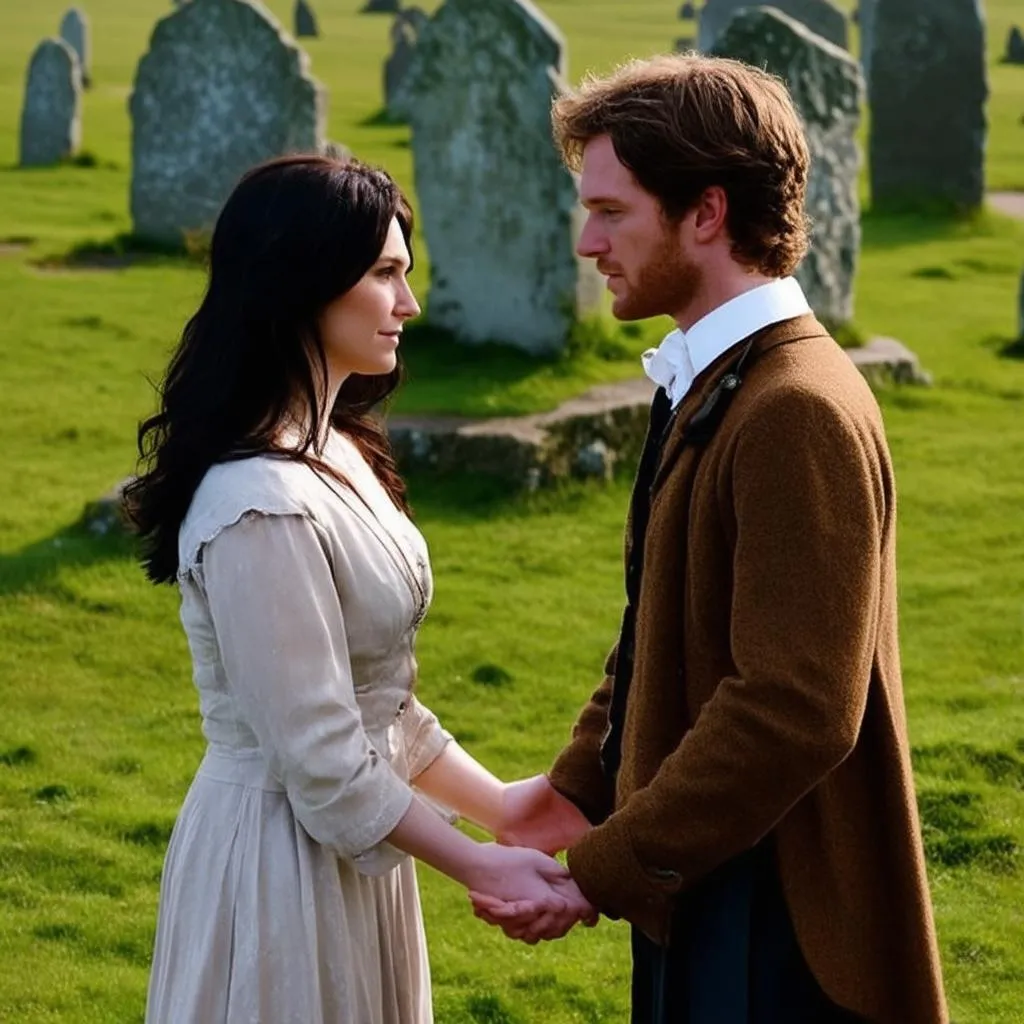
[377,266,396,278]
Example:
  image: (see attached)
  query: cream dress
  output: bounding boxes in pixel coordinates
[146,430,452,1024]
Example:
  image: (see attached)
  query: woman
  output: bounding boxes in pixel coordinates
[127,155,593,1023]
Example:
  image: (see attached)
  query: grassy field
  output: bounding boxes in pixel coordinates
[1,1,1024,1022]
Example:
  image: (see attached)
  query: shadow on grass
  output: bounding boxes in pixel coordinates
[358,106,407,128]
[33,231,207,272]
[394,317,642,417]
[0,519,138,599]
[860,204,1019,253]
[998,336,1024,360]
[2,151,119,173]
[405,464,632,526]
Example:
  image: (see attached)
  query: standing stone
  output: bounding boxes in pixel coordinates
[699,0,848,51]
[712,8,863,327]
[294,0,319,37]
[58,7,91,88]
[361,0,400,12]
[129,0,325,246]
[857,0,876,88]
[679,1,696,18]
[396,0,601,354]
[1005,26,1024,65]
[19,39,82,167]
[384,8,428,121]
[869,0,987,211]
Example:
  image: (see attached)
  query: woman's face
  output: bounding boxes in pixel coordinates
[318,216,420,384]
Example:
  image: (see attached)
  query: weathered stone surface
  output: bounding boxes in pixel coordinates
[59,7,91,88]
[129,0,325,246]
[388,340,929,486]
[1005,26,1024,64]
[80,477,135,536]
[857,0,876,89]
[846,336,931,386]
[361,0,399,12]
[383,7,428,121]
[712,8,863,326]
[699,0,848,51]
[19,38,82,167]
[294,0,319,37]
[396,0,602,354]
[388,378,655,486]
[868,0,987,211]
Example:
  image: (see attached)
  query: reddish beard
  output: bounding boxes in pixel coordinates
[610,228,702,322]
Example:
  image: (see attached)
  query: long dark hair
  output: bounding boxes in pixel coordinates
[125,155,414,585]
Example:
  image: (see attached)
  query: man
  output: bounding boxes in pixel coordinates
[476,55,948,1023]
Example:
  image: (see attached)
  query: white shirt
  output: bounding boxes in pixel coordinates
[641,277,811,409]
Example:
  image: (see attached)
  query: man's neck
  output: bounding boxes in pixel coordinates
[673,271,775,333]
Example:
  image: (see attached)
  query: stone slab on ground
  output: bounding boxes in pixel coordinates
[86,341,932,520]
[389,340,931,484]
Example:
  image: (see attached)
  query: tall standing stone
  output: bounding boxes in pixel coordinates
[857,0,876,89]
[712,8,863,327]
[869,0,987,211]
[129,0,325,246]
[59,7,91,88]
[19,38,82,167]
[699,0,848,51]
[384,8,428,121]
[294,0,319,38]
[1005,26,1024,65]
[397,0,601,354]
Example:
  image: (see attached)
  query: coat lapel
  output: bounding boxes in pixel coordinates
[650,315,829,497]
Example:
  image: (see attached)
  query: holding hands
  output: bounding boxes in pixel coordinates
[470,774,598,944]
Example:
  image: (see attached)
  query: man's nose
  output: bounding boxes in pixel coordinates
[576,215,608,259]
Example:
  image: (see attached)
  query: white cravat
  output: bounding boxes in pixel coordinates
[641,277,812,409]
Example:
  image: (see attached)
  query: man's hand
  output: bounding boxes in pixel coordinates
[469,874,598,944]
[497,774,592,855]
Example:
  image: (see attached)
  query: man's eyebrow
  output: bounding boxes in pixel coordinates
[581,195,623,209]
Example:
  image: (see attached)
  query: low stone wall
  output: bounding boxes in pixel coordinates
[390,338,930,485]
[82,337,931,530]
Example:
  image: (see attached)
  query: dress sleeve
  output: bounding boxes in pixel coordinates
[400,695,453,781]
[200,510,414,863]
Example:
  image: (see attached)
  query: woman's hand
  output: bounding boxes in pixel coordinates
[466,845,598,944]
[496,774,592,855]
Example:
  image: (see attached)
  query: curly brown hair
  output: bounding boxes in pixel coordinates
[552,54,810,277]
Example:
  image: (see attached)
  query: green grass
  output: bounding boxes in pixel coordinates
[2,1,1024,1022]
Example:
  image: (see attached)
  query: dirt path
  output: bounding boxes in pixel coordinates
[988,191,1024,220]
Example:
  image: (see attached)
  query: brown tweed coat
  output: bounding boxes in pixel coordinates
[549,315,947,1024]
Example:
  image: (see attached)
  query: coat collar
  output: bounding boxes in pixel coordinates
[651,314,831,496]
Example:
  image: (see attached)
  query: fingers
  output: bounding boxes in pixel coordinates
[468,890,597,943]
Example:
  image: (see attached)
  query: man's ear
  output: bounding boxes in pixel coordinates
[691,186,729,244]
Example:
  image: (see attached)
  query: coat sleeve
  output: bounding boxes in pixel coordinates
[566,388,886,932]
[201,511,414,863]
[547,642,620,826]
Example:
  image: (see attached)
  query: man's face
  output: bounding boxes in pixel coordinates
[577,135,701,322]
